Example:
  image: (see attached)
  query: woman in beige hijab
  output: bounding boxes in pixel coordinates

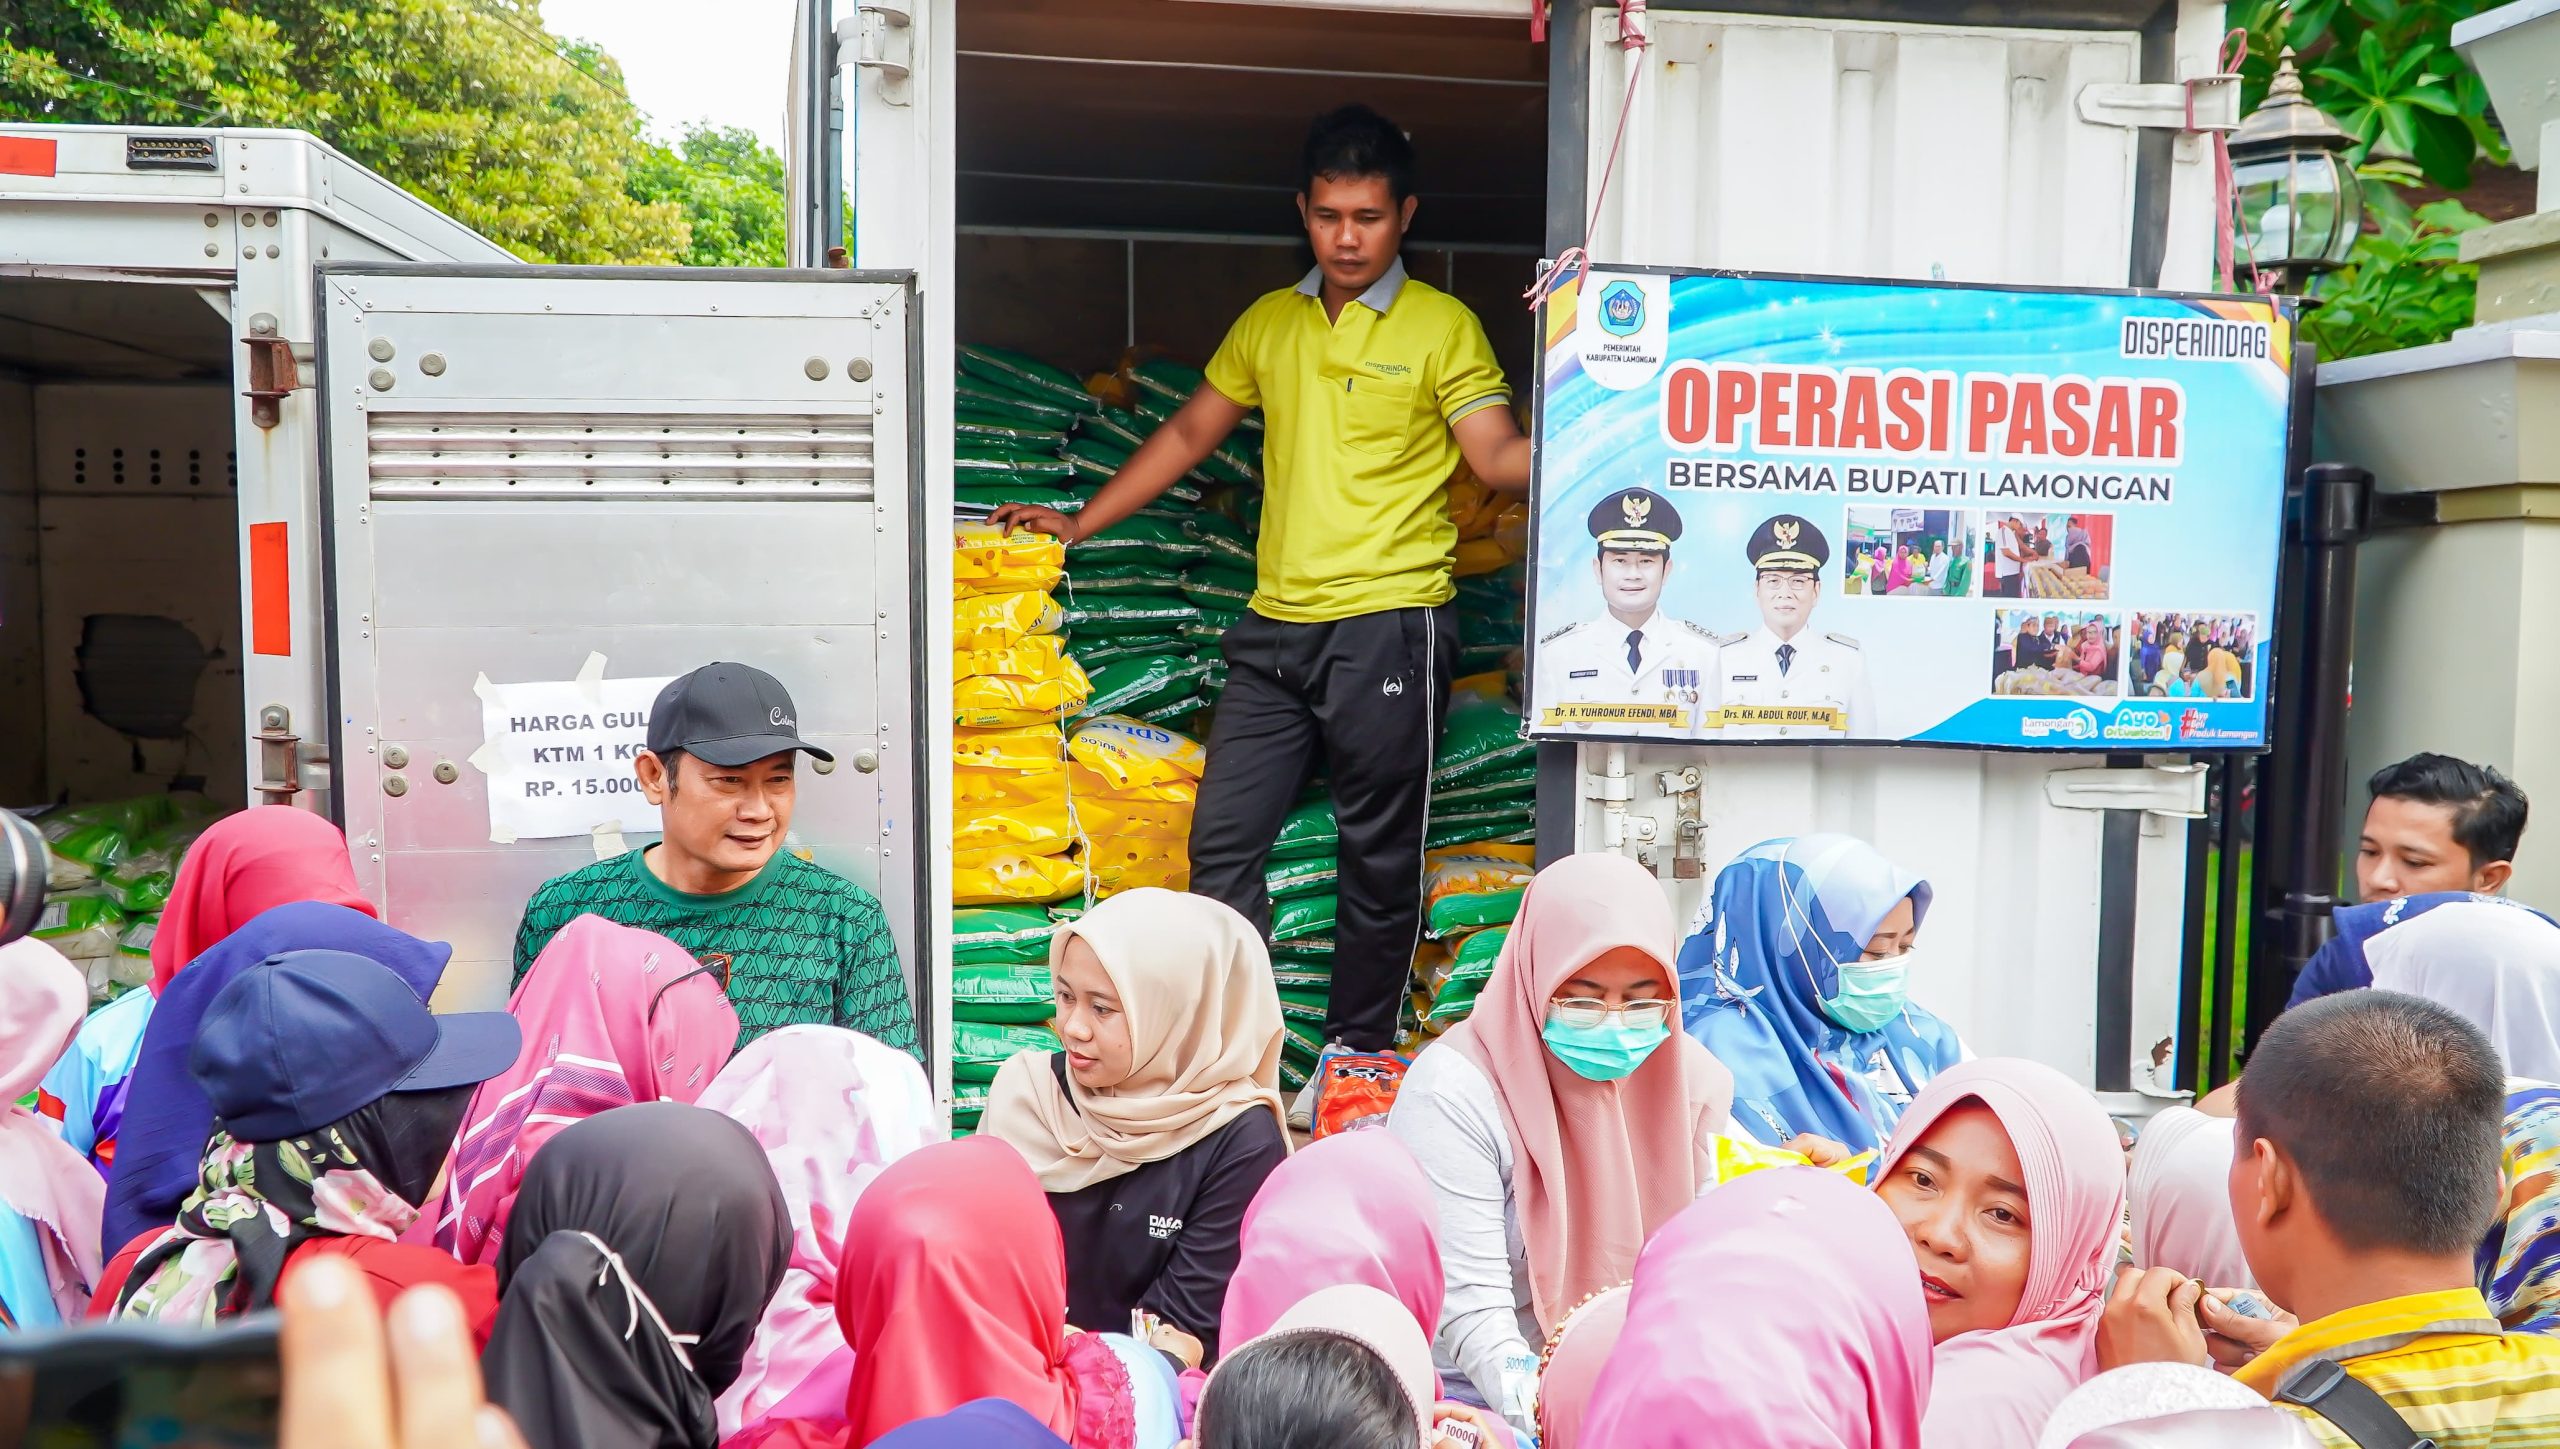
[983,888,1291,1369]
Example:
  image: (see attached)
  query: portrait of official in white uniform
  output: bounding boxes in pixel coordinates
[1532,487,1722,737]
[1715,512,1876,740]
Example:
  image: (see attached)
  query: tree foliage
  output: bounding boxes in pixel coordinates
[0,0,730,265]
[629,125,789,269]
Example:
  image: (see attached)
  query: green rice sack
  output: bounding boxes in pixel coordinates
[1272,893,1338,943]
[959,345,1100,414]
[956,418,1068,451]
[951,1020,1061,1084]
[1271,957,1332,992]
[951,959,1056,1024]
[952,904,1060,965]
[1179,570,1256,611]
[1076,514,1210,562]
[1266,855,1338,900]
[958,380,1085,429]
[1425,816,1536,852]
[1432,695,1533,784]
[1079,408,1157,456]
[1268,800,1339,861]
[1059,596,1203,638]
[1444,925,1509,989]
[1426,976,1485,1026]
[1431,772,1536,809]
[1277,986,1328,1026]
[1076,654,1215,721]
[1137,694,1209,725]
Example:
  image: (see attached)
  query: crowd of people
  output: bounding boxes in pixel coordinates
[4,672,2557,1449]
[2131,615,2254,700]
[1848,538,1966,598]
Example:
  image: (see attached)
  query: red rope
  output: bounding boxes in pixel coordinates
[1525,1,1649,311]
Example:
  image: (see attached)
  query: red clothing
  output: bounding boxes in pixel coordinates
[92,1230,498,1346]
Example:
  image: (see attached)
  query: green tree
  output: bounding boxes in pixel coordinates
[0,0,687,264]
[629,124,788,269]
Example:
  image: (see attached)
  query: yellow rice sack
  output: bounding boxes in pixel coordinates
[954,769,1073,855]
[1066,714,1206,792]
[1704,1135,1878,1188]
[953,847,1086,905]
[955,636,1083,687]
[955,590,1063,650]
[953,725,1065,773]
[1067,762,1197,807]
[1087,839,1190,897]
[955,523,1066,597]
[954,668,1092,728]
[1071,792,1193,842]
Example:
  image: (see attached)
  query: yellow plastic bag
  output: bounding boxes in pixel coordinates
[955,522,1067,597]
[954,670,1092,728]
[955,590,1063,650]
[1087,839,1190,897]
[1067,714,1207,792]
[1704,1134,1879,1188]
[954,790,1074,855]
[1072,792,1194,842]
[955,636,1083,687]
[954,725,1065,773]
[1424,846,1535,934]
[1067,762,1197,807]
[953,848,1086,905]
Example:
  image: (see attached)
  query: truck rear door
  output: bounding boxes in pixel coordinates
[313,265,923,1016]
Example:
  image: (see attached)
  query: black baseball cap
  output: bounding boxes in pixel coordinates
[646,661,834,767]
[191,951,523,1141]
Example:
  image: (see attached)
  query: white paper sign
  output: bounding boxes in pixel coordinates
[472,673,674,842]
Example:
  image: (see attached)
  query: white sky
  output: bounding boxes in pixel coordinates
[541,0,800,153]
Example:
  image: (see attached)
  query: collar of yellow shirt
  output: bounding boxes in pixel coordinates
[2234,1286,2507,1396]
[1292,256,1408,314]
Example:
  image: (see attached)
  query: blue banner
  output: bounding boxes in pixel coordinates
[1528,268,2293,751]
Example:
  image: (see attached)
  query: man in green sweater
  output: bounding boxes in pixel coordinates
[511,661,918,1055]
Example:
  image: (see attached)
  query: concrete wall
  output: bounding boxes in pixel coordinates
[0,377,39,803]
[2346,516,2560,901]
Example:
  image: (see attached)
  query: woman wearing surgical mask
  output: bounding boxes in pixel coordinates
[1680,835,1965,1153]
[1387,853,1732,1441]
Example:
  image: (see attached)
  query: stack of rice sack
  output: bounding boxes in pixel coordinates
[946,903,1070,1136]
[1413,843,1536,1038]
[954,523,1089,909]
[1255,797,1344,1094]
[1067,713,1207,900]
[1424,689,1537,851]
[1063,517,1218,735]
[29,794,223,1002]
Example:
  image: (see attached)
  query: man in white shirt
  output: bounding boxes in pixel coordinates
[1714,513,1876,740]
[1991,514,2029,598]
[1533,487,1721,738]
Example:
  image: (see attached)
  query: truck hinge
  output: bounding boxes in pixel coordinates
[1655,765,1705,878]
[255,704,305,805]
[242,314,302,430]
[2044,761,2208,821]
[2078,74,2241,133]
[841,4,914,106]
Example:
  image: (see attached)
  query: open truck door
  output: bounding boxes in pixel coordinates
[311,265,925,1018]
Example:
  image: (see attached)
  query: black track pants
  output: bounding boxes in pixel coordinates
[1186,603,1457,1051]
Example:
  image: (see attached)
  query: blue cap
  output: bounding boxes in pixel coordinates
[190,949,524,1141]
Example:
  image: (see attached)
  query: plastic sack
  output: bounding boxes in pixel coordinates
[1179,571,1255,610]
[108,918,158,990]
[1068,715,1207,792]
[957,418,1069,451]
[954,849,1087,906]
[953,904,1061,965]
[953,725,1065,773]
[1424,845,1536,937]
[951,959,1056,1025]
[1136,694,1208,727]
[954,674,1091,729]
[1426,819,1533,853]
[104,850,177,915]
[1075,653,1214,722]
[1268,801,1339,861]
[1072,792,1194,843]
[1704,1135,1878,1189]
[1309,1051,1408,1140]
[1088,852,1191,899]
[955,635,1084,685]
[955,590,1063,651]
[1266,856,1337,900]
[952,1019,1063,1084]
[1425,976,1484,1026]
[959,345,1100,414]
[1272,957,1332,992]
[1062,571,1185,597]
[1433,771,1535,809]
[1276,986,1328,1026]
[33,891,126,960]
[1444,925,1510,990]
[1059,596,1203,638]
[958,380,1086,429]
[1272,893,1338,943]
[955,522,1067,597]
[1075,515,1210,562]
[45,821,133,878]
[1067,763,1196,808]
[1432,695,1533,784]
[953,776,1074,857]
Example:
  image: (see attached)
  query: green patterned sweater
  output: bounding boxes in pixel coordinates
[512,847,919,1056]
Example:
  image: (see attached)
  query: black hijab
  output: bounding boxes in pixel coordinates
[479,1103,791,1449]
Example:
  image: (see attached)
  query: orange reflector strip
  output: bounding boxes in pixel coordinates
[0,137,57,177]
[250,522,291,656]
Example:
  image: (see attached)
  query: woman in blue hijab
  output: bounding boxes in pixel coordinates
[1676,835,1964,1152]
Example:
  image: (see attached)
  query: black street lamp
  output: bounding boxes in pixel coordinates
[2230,48,2366,292]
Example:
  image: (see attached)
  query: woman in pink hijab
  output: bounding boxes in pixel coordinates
[433,912,740,1265]
[39,806,373,1171]
[1873,1058,2127,1449]
[1581,1168,1933,1449]
[697,1024,940,1444]
[0,940,108,1328]
[1220,1129,1443,1352]
[1533,1283,1627,1449]
[1387,853,1731,1437]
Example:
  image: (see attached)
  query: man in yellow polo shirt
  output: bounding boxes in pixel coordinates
[2100,990,2560,1446]
[993,105,1529,1096]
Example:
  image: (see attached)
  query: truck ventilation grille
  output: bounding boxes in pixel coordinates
[364,412,876,500]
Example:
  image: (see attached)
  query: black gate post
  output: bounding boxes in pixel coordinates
[2255,462,2372,1043]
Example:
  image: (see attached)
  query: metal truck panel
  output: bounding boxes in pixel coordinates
[1568,6,2219,1089]
[314,266,924,1019]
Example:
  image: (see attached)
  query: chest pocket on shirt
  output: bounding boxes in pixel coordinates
[1341,373,1419,457]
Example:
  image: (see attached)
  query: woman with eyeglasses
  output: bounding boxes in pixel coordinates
[1386,852,1733,1441]
[1678,835,1964,1155]
[435,913,740,1266]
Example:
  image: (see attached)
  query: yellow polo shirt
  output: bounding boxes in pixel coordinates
[2237,1286,2560,1446]
[1203,259,1510,623]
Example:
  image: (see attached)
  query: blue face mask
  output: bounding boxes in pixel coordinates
[1540,1014,1673,1082]
[1820,950,1914,1034]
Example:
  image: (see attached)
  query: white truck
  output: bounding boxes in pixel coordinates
[6,0,2242,1101]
